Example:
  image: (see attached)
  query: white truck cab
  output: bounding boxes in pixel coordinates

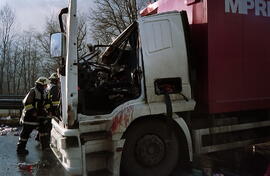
[50,0,195,175]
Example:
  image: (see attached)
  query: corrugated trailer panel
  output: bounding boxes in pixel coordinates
[191,1,209,113]
[158,0,270,114]
[159,0,211,112]
[207,0,270,113]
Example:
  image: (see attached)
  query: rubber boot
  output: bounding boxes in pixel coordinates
[16,141,29,155]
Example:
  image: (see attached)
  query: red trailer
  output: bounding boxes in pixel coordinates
[50,1,270,175]
[143,0,270,113]
[141,0,270,154]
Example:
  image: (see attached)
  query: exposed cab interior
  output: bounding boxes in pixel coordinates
[78,22,141,115]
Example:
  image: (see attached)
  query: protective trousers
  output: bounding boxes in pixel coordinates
[38,119,51,150]
[17,124,37,151]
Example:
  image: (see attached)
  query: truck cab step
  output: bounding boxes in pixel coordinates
[81,131,111,142]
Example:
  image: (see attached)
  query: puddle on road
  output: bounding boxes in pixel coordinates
[0,130,68,176]
[193,145,270,176]
[16,148,66,176]
[1,123,269,176]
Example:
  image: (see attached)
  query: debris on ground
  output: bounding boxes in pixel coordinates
[0,125,19,136]
[0,131,7,136]
[13,132,19,136]
[0,116,11,120]
[0,116,20,126]
[18,162,37,171]
[17,160,51,173]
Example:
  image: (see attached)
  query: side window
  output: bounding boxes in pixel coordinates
[144,19,173,54]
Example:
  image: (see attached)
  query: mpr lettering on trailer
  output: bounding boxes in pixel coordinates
[225,0,270,17]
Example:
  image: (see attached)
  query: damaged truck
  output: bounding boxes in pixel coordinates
[49,0,270,175]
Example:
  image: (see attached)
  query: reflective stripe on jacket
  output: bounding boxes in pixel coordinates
[20,87,50,124]
[47,83,60,116]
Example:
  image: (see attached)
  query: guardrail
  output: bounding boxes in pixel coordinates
[0,95,24,109]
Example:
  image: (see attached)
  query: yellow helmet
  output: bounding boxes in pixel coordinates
[49,73,59,80]
[35,77,50,86]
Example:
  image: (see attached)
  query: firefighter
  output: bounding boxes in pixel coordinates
[35,73,61,144]
[16,77,51,155]
[40,73,61,142]
[48,72,60,117]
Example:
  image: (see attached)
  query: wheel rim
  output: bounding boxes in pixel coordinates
[135,134,165,167]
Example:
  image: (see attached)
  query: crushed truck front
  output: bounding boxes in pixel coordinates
[50,0,195,175]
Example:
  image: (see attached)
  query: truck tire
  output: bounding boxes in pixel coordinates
[120,118,180,176]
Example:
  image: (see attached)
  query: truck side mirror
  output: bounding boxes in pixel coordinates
[50,33,66,58]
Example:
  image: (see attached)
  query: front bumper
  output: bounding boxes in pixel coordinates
[50,120,82,175]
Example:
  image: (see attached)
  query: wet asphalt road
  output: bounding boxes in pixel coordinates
[0,130,269,176]
[0,131,69,176]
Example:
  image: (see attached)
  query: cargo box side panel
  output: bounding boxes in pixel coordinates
[207,0,245,113]
[190,1,210,112]
[242,12,270,109]
[207,0,270,113]
[158,0,211,113]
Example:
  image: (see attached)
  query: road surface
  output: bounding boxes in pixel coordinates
[0,128,269,176]
[0,130,69,176]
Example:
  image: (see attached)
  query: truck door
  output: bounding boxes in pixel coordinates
[139,12,192,104]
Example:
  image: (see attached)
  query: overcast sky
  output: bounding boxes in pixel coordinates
[0,0,94,32]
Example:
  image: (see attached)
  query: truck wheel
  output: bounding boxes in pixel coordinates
[121,118,180,176]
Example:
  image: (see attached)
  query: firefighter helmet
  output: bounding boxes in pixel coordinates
[49,73,59,80]
[35,77,50,86]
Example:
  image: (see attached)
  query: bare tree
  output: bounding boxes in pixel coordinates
[77,13,89,59]
[89,0,140,44]
[11,42,21,94]
[7,39,24,94]
[0,4,15,94]
[36,13,89,75]
[0,5,66,95]
[6,45,12,94]
[137,0,150,10]
[35,15,60,75]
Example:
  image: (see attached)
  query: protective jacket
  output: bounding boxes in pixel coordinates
[48,83,60,116]
[20,87,50,125]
